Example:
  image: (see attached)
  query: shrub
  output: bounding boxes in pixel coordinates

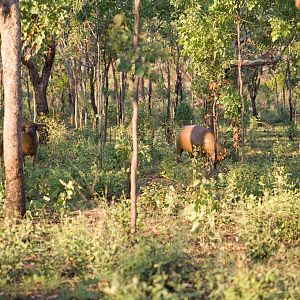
[175,102,194,127]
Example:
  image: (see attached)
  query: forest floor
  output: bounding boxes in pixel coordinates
[0,123,300,299]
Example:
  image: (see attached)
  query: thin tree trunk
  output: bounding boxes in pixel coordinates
[119,71,127,123]
[271,69,280,113]
[287,49,294,122]
[103,57,110,144]
[111,60,120,124]
[60,90,65,113]
[131,0,141,242]
[69,74,76,127]
[166,63,171,121]
[148,78,152,114]
[140,77,145,102]
[25,69,33,120]
[174,45,183,114]
[246,67,261,117]
[212,94,218,168]
[74,74,79,129]
[97,42,104,167]
[82,73,88,127]
[0,0,25,219]
[237,1,245,162]
[89,64,98,116]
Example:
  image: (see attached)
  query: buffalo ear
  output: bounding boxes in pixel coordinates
[21,124,26,132]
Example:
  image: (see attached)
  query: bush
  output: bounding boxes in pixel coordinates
[240,168,300,260]
[175,102,194,126]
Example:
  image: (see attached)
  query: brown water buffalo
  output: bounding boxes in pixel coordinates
[0,122,45,161]
[176,125,228,163]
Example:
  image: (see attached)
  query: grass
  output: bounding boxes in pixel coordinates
[0,122,300,299]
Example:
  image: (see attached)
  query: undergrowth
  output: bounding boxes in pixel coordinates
[0,122,299,299]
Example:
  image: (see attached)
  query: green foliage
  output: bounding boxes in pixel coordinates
[248,115,259,145]
[139,182,183,216]
[0,212,128,298]
[241,178,300,261]
[20,0,69,53]
[104,238,194,299]
[109,12,167,77]
[184,179,219,235]
[174,101,194,126]
[219,84,241,120]
[287,122,299,140]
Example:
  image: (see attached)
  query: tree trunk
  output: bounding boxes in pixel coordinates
[103,56,110,144]
[148,77,152,114]
[237,1,245,162]
[82,72,88,127]
[246,67,261,117]
[119,71,127,123]
[89,64,98,116]
[140,77,145,102]
[174,45,183,114]
[74,74,79,129]
[22,37,56,116]
[166,63,171,121]
[286,49,294,122]
[25,69,33,120]
[131,0,141,242]
[271,69,280,113]
[111,60,120,124]
[0,0,25,219]
[96,42,104,167]
[68,74,76,127]
[0,62,3,110]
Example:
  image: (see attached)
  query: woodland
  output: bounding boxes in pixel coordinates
[0,0,300,299]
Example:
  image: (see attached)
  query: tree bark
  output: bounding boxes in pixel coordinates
[140,77,145,102]
[148,77,152,114]
[0,0,26,219]
[25,70,33,120]
[103,56,110,144]
[237,1,245,163]
[89,64,98,116]
[68,73,76,127]
[0,62,3,110]
[286,49,294,122]
[174,45,183,115]
[131,0,141,242]
[96,42,104,167]
[246,67,261,117]
[119,71,127,123]
[166,63,171,121]
[22,37,56,116]
[111,60,120,124]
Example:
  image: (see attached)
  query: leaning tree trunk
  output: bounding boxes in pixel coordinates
[0,0,26,219]
[131,0,141,242]
[22,37,56,116]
